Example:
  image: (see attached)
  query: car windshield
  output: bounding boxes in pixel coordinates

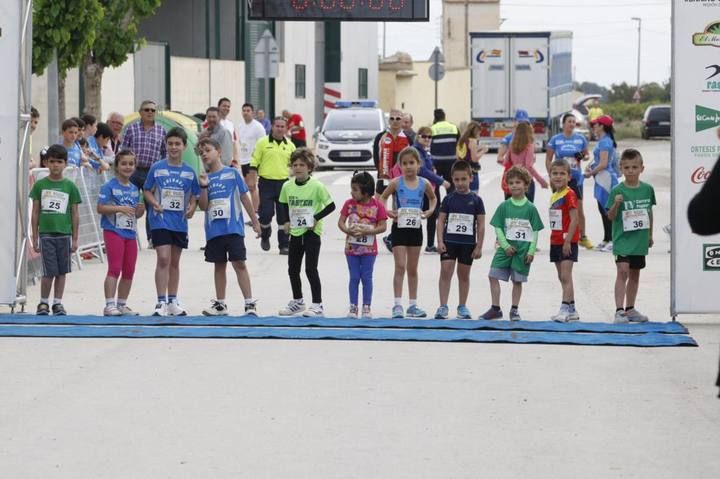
[324,110,380,131]
[650,107,670,121]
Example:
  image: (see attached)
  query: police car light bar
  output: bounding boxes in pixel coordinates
[334,100,378,108]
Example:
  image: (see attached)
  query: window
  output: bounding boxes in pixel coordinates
[295,64,306,99]
[358,68,368,99]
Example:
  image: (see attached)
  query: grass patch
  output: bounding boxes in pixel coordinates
[614,120,642,140]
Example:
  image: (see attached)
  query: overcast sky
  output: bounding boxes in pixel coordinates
[379,0,672,88]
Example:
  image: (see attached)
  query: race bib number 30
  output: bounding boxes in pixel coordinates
[549,209,563,231]
[290,207,315,228]
[115,212,136,230]
[209,198,231,220]
[398,208,422,229]
[447,213,473,236]
[505,218,532,242]
[161,189,184,211]
[622,209,650,232]
[41,189,70,214]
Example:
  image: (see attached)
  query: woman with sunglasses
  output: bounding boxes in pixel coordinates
[414,127,450,253]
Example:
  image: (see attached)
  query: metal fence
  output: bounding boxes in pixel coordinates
[27,166,110,283]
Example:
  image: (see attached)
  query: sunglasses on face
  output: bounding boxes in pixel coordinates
[142,108,156,113]
[389,116,402,121]
[420,135,432,139]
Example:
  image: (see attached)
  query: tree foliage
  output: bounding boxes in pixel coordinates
[32,0,103,77]
[608,81,671,103]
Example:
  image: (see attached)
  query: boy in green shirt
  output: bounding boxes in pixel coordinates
[278,149,335,317]
[606,148,655,323]
[479,166,544,321]
[29,145,82,315]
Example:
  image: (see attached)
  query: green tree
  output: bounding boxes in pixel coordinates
[608,82,636,103]
[82,0,162,118]
[32,0,103,120]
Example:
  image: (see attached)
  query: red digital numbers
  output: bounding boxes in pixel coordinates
[319,0,336,9]
[368,0,383,10]
[291,0,310,11]
[388,0,405,11]
[288,0,408,13]
[339,0,356,11]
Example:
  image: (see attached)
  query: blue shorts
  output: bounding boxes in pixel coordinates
[550,243,579,263]
[151,228,189,249]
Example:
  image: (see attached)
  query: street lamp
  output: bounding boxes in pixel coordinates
[632,17,642,102]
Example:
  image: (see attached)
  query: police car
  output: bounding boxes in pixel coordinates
[315,100,386,169]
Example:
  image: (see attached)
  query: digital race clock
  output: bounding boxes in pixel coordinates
[248,0,429,22]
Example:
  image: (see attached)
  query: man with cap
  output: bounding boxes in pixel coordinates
[497,109,531,165]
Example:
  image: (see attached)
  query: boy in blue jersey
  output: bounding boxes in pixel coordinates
[198,138,261,316]
[143,127,200,317]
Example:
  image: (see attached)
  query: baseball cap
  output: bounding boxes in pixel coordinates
[591,115,614,127]
[514,109,530,123]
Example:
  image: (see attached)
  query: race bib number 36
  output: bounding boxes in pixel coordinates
[447,213,473,235]
[161,189,184,211]
[290,207,315,228]
[505,218,532,242]
[209,198,231,220]
[622,209,650,232]
[398,208,422,229]
[41,190,69,214]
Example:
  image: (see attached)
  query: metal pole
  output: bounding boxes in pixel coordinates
[632,17,642,93]
[382,22,386,59]
[264,33,270,115]
[47,51,59,144]
[434,53,439,110]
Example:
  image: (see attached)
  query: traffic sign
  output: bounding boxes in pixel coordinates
[428,63,446,81]
[254,30,279,79]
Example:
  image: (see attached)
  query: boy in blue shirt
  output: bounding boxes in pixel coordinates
[143,127,200,316]
[197,138,261,316]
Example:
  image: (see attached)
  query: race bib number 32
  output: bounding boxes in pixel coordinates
[161,189,184,211]
[505,218,532,242]
[398,208,422,229]
[41,189,69,214]
[622,209,650,232]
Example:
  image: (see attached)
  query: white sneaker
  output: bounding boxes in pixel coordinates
[244,301,258,316]
[303,304,324,317]
[551,308,570,323]
[117,304,139,316]
[625,308,649,323]
[202,300,228,316]
[613,310,628,323]
[279,299,306,316]
[103,305,122,317]
[166,300,187,316]
[601,242,613,253]
[347,304,359,318]
[566,309,580,321]
[152,302,167,317]
[361,305,372,319]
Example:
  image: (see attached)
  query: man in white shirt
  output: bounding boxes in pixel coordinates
[217,97,239,164]
[236,102,268,211]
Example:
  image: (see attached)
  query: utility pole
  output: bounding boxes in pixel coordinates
[632,17,642,102]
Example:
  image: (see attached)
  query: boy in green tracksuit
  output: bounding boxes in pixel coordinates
[606,148,655,324]
[479,166,544,321]
[277,148,335,317]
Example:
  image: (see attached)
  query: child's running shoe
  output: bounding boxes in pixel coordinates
[244,301,258,316]
[152,303,167,317]
[202,300,228,316]
[551,307,570,323]
[391,304,404,319]
[595,241,608,251]
[361,305,372,319]
[51,303,67,316]
[613,310,628,323]
[167,300,188,316]
[625,308,649,323]
[434,305,449,319]
[456,305,472,320]
[406,305,427,318]
[279,299,306,316]
[579,236,594,250]
[348,304,359,318]
[509,309,522,321]
[382,235,392,252]
[567,307,580,321]
[478,307,502,320]
[424,246,438,254]
[103,305,122,317]
[36,302,49,316]
[118,304,139,316]
[303,304,324,317]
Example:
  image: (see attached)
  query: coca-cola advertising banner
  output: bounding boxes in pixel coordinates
[672,0,720,314]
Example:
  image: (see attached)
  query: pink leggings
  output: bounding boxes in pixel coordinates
[103,230,138,280]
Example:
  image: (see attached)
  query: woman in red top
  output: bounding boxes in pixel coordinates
[502,122,548,202]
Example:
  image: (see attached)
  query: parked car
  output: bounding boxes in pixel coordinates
[641,105,671,139]
[315,100,385,169]
[569,93,602,140]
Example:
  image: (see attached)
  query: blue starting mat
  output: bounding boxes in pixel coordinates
[0,323,697,347]
[0,315,690,335]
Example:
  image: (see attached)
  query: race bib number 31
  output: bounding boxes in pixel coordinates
[161,189,184,211]
[41,190,69,214]
[290,207,315,228]
[447,213,473,235]
[505,218,532,242]
[115,212,136,230]
[398,208,422,229]
[622,209,650,232]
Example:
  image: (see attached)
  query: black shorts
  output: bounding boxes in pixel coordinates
[440,242,476,266]
[39,234,72,277]
[151,228,189,249]
[241,164,250,177]
[615,255,646,270]
[375,178,388,195]
[569,178,584,200]
[292,139,307,148]
[550,243,579,262]
[205,234,247,263]
[391,223,423,247]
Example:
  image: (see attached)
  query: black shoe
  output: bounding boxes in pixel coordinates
[51,303,67,316]
[425,245,438,254]
[36,302,49,316]
[261,237,271,251]
[279,247,289,255]
[382,235,392,252]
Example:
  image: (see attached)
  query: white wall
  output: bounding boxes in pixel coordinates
[341,22,379,101]
[276,21,317,136]
[102,55,135,116]
[443,0,501,69]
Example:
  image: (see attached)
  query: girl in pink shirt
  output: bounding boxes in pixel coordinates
[502,122,548,202]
